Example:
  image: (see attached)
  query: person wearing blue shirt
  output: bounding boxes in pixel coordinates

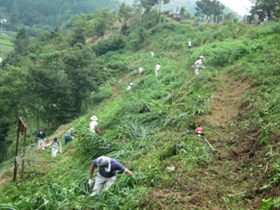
[88,156,133,196]
[37,128,46,151]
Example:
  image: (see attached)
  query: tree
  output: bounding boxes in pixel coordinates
[118,2,133,23]
[13,27,30,54]
[134,0,170,14]
[62,44,99,115]
[195,0,225,18]
[9,2,20,25]
[250,0,279,21]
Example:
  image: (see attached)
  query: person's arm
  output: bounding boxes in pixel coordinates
[45,141,52,147]
[125,168,133,175]
[88,164,95,187]
[89,164,95,179]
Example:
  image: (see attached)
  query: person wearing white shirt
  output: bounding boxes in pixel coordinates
[89,116,98,133]
[155,63,161,76]
[45,137,62,157]
[188,40,191,49]
[194,56,205,75]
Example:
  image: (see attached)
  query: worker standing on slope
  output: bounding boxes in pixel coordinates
[88,156,133,196]
[194,56,205,75]
[64,128,77,145]
[155,63,161,76]
[127,83,133,91]
[89,115,98,133]
[46,137,62,157]
[37,128,46,151]
[139,66,144,77]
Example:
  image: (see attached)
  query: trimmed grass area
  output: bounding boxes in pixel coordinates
[0,31,14,58]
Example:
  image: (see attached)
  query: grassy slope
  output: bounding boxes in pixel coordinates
[0,31,15,58]
[1,21,280,209]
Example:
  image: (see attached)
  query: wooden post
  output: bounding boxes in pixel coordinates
[13,117,27,181]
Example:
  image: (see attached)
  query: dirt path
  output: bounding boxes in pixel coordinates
[202,77,249,125]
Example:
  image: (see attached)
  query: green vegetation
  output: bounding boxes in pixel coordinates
[0,0,120,33]
[0,31,15,58]
[0,3,280,209]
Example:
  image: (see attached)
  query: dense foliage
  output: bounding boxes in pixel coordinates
[0,0,120,33]
[0,2,280,210]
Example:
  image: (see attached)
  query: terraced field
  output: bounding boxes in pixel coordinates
[0,31,15,58]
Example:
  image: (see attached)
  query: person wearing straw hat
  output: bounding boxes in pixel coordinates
[37,128,46,151]
[188,40,192,49]
[88,156,133,196]
[89,115,98,133]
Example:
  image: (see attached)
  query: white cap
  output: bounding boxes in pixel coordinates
[200,56,205,59]
[130,83,133,86]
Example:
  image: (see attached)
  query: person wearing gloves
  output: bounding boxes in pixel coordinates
[64,128,77,145]
[155,63,161,76]
[194,56,205,75]
[88,156,133,197]
[45,137,62,157]
[37,128,46,151]
[89,115,98,133]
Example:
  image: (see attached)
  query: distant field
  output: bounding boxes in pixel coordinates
[1,31,17,38]
[0,31,15,59]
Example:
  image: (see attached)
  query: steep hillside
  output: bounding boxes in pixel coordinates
[119,0,242,19]
[0,16,280,210]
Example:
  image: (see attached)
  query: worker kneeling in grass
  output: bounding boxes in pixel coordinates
[88,156,133,196]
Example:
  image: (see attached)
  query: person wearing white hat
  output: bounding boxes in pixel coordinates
[127,83,133,91]
[139,66,144,77]
[88,156,133,196]
[89,116,98,133]
[194,56,205,75]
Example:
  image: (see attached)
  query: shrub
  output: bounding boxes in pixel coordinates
[89,85,113,104]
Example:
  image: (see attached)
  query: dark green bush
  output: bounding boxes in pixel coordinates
[93,35,126,56]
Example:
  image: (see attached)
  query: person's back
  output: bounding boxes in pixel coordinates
[139,67,144,76]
